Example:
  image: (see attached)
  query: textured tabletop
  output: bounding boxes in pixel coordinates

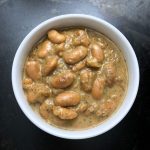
[0,0,150,150]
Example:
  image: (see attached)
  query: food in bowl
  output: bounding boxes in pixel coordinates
[22,27,128,130]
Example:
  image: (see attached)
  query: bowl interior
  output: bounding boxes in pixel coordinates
[12,14,139,139]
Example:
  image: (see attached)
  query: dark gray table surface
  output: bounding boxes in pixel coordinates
[0,0,150,150]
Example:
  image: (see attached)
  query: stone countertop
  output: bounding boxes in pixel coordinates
[0,0,150,150]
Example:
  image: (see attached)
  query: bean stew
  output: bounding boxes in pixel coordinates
[22,28,128,130]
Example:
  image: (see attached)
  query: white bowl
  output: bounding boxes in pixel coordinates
[12,14,139,139]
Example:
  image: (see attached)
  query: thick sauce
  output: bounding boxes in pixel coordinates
[22,28,128,130]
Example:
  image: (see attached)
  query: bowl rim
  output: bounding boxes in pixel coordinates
[12,14,139,139]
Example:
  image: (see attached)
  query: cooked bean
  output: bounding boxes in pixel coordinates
[55,43,65,57]
[72,59,86,72]
[63,46,88,64]
[76,101,88,113]
[53,106,78,120]
[23,78,33,90]
[91,43,104,62]
[48,30,66,44]
[26,83,51,103]
[37,40,51,58]
[80,69,93,92]
[55,43,65,52]
[50,71,75,88]
[104,63,116,86]
[80,36,90,47]
[96,100,116,117]
[42,56,59,76]
[23,78,33,84]
[55,91,80,107]
[26,90,38,103]
[39,99,54,119]
[86,57,101,68]
[85,102,98,115]
[92,77,105,100]
[73,30,90,47]
[26,61,41,81]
